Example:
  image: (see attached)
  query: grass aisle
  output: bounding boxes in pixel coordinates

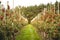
[16,24,42,40]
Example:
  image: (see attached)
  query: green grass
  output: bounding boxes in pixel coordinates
[16,24,42,40]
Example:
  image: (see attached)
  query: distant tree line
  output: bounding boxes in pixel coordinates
[20,1,60,24]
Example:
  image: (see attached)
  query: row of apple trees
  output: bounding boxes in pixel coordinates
[0,5,28,40]
[32,10,60,40]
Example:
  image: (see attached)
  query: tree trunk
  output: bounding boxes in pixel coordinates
[28,18,30,24]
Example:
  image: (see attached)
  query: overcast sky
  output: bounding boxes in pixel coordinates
[0,0,60,9]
